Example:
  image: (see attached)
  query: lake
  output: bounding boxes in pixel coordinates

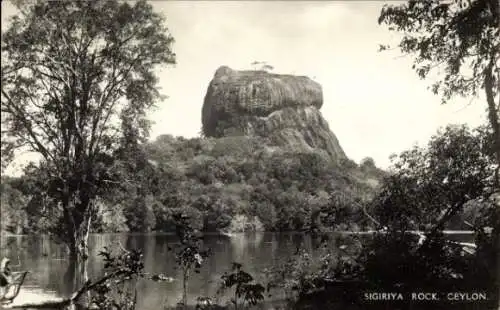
[0,232,475,309]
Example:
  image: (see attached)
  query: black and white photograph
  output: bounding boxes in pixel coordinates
[0,1,499,309]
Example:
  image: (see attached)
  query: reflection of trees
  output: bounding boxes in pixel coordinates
[252,232,264,249]
[231,232,265,260]
[21,236,72,296]
[228,232,266,287]
[0,236,20,259]
[230,234,249,263]
[136,234,181,308]
[63,260,77,296]
[144,235,156,273]
[5,233,322,307]
[269,234,278,261]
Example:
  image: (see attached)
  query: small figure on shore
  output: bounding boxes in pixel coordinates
[0,258,12,287]
[0,257,13,300]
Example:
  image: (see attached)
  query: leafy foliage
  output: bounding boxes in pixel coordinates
[378,0,499,103]
[263,234,363,308]
[365,125,495,296]
[373,124,495,232]
[290,124,497,309]
[220,263,265,310]
[86,247,144,310]
[145,135,384,234]
[0,177,29,234]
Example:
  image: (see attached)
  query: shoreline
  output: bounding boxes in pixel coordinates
[0,230,476,238]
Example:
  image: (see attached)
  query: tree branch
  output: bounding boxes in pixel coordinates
[1,90,56,162]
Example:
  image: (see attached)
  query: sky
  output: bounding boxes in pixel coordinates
[1,1,488,174]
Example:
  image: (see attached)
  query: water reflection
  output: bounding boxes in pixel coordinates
[0,232,475,310]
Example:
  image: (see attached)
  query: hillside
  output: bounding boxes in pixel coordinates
[139,134,386,233]
[0,134,386,235]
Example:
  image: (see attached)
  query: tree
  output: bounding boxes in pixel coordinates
[0,177,29,234]
[171,212,210,308]
[1,0,176,261]
[378,0,499,303]
[374,125,495,231]
[371,125,496,302]
[360,157,375,169]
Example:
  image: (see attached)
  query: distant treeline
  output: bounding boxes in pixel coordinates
[1,135,386,235]
[2,124,491,236]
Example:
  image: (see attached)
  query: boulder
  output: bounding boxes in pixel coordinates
[201,66,346,161]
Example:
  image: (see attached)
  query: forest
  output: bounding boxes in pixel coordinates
[1,134,386,235]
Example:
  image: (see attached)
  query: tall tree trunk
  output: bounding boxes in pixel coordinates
[64,259,77,296]
[65,193,95,261]
[484,64,500,185]
[182,268,189,308]
[63,193,94,308]
[67,214,91,263]
[484,58,500,309]
[66,222,91,307]
[76,213,92,262]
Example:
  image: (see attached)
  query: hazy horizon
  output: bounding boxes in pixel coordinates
[1,1,488,175]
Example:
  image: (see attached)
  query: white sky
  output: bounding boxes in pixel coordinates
[1,1,488,174]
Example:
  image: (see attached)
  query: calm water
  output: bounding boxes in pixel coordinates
[0,232,475,309]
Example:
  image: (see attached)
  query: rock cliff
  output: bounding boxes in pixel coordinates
[201,66,346,160]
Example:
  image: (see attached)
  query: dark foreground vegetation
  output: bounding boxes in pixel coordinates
[1,124,496,310]
[1,0,499,309]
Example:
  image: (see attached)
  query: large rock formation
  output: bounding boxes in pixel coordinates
[201,66,346,160]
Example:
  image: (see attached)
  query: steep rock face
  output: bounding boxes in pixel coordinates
[202,66,346,160]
